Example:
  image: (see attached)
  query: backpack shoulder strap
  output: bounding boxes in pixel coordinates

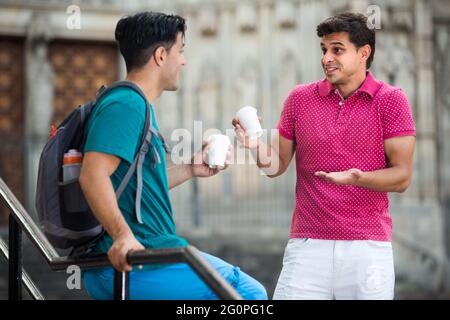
[114,105,151,199]
[115,116,151,224]
[94,80,147,104]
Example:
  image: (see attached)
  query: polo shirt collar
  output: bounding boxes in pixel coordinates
[318,70,382,99]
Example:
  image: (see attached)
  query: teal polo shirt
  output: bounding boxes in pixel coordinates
[83,86,188,255]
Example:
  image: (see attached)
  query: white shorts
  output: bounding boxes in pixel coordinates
[273,238,395,300]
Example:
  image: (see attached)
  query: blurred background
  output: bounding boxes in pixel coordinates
[0,0,450,299]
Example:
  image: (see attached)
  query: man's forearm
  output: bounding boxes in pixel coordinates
[79,173,133,240]
[250,141,281,177]
[353,166,411,192]
[166,161,193,189]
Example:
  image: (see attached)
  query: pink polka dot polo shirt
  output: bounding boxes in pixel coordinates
[276,71,416,241]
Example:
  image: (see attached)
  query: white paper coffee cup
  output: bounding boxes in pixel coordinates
[207,134,231,169]
[236,106,263,138]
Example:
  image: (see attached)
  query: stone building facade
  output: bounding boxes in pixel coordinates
[0,0,449,298]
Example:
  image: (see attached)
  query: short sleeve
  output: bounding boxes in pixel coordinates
[84,100,145,164]
[276,87,299,141]
[382,89,416,140]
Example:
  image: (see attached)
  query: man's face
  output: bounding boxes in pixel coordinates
[320,32,368,85]
[161,32,187,91]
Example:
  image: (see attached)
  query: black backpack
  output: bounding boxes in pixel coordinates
[35,81,169,255]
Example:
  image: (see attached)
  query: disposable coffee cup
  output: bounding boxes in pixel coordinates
[236,106,263,138]
[207,134,231,169]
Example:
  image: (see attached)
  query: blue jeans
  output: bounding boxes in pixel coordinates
[82,251,267,300]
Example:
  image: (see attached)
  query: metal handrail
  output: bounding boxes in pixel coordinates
[0,176,242,300]
[0,178,59,264]
[0,238,44,300]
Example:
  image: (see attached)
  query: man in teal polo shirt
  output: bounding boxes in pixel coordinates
[83,87,187,255]
[79,12,267,300]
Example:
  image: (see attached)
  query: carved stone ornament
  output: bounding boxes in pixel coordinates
[27,12,52,45]
[198,7,218,37]
[328,0,351,14]
[390,8,413,32]
[275,1,296,30]
[236,4,257,33]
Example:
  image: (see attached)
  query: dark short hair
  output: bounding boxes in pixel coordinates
[316,12,375,69]
[115,11,186,72]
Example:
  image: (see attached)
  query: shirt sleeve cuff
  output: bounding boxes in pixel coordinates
[383,130,416,140]
[84,145,134,164]
[276,123,294,141]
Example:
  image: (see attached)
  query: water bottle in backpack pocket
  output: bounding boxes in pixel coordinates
[60,149,90,214]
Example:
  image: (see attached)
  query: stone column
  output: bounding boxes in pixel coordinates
[410,0,447,292]
[259,0,272,126]
[414,0,438,202]
[298,0,331,83]
[24,13,54,217]
[433,3,450,294]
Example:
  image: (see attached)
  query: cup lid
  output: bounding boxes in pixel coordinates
[236,106,257,117]
[208,134,230,142]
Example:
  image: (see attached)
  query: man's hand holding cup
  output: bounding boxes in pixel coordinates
[192,135,232,178]
[232,106,263,149]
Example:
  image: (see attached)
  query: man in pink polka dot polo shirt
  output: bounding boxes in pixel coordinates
[233,13,415,300]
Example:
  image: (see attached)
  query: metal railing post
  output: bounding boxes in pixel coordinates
[9,214,22,300]
[114,270,129,300]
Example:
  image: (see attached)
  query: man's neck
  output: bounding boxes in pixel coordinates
[125,70,163,103]
[334,70,367,100]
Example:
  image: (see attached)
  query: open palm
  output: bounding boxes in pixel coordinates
[315,168,363,185]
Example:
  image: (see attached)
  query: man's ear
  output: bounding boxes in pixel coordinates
[360,44,371,64]
[153,46,167,67]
